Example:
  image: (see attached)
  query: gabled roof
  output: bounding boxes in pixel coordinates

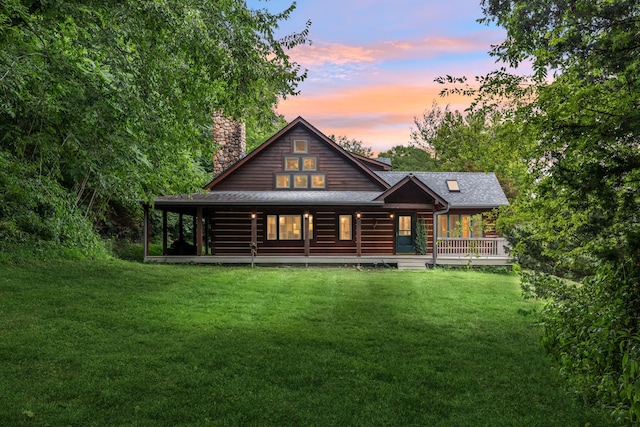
[350,152,392,171]
[203,116,389,190]
[374,174,447,207]
[374,172,509,208]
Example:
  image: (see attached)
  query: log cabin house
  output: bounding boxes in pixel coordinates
[143,116,510,269]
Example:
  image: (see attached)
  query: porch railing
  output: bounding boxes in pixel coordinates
[436,238,509,257]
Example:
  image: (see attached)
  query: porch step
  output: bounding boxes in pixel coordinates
[396,259,429,270]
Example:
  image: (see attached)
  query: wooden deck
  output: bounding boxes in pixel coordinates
[144,253,511,269]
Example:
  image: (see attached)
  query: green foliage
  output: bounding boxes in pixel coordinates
[411,103,530,200]
[414,217,428,255]
[450,1,640,420]
[329,134,373,157]
[0,151,107,259]
[0,0,309,251]
[523,267,640,424]
[377,145,437,171]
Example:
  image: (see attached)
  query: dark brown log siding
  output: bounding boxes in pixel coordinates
[213,125,385,191]
[207,207,439,256]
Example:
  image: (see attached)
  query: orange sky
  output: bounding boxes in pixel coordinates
[248,0,512,154]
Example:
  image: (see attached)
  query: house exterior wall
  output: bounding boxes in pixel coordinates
[212,124,385,192]
[205,207,439,256]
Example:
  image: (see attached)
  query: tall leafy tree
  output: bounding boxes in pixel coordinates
[377,145,437,172]
[472,0,640,418]
[0,0,309,247]
[328,135,373,157]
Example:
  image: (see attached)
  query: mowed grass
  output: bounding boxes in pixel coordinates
[0,261,607,426]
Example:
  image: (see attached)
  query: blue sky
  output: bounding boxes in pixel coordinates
[247,0,508,153]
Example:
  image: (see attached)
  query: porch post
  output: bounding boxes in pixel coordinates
[251,212,257,245]
[143,204,149,259]
[192,214,197,248]
[356,212,362,257]
[304,211,310,257]
[204,213,209,255]
[196,207,203,256]
[162,210,168,255]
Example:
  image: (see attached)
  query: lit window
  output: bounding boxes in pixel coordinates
[339,215,352,240]
[306,214,314,240]
[279,215,302,240]
[446,180,460,192]
[311,174,326,189]
[267,215,277,240]
[276,174,290,188]
[438,215,448,237]
[285,157,299,171]
[438,214,483,238]
[294,175,308,188]
[398,215,412,236]
[293,139,308,154]
[302,157,317,171]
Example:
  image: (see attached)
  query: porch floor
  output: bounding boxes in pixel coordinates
[144,254,511,269]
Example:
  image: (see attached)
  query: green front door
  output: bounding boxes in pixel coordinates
[396,214,415,254]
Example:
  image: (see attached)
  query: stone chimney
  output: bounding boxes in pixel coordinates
[213,111,246,177]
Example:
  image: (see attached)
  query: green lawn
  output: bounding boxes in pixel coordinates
[0,261,607,426]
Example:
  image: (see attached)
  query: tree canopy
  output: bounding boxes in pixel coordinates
[469,0,640,420]
[0,0,309,251]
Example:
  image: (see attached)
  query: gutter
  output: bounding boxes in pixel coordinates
[432,203,450,267]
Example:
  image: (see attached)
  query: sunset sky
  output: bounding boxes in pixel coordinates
[247,0,508,153]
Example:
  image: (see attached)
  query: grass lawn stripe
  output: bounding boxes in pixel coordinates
[0,261,607,426]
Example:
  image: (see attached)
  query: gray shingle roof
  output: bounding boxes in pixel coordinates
[375,172,509,208]
[155,173,508,209]
[155,191,384,206]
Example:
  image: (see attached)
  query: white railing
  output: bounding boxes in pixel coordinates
[436,238,509,257]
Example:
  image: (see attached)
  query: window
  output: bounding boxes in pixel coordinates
[306,214,314,240]
[446,180,460,192]
[437,214,483,238]
[279,215,302,240]
[293,174,308,188]
[285,157,300,171]
[293,139,308,154]
[398,215,412,236]
[267,215,278,240]
[311,174,326,189]
[302,157,317,171]
[276,174,290,188]
[266,214,314,240]
[339,215,352,240]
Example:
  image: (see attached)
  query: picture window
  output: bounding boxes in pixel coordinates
[294,174,308,189]
[311,174,326,189]
[276,174,290,189]
[302,157,317,171]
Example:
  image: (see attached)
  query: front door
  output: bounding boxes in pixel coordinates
[396,214,415,254]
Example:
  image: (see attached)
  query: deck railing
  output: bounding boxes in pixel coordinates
[436,237,509,257]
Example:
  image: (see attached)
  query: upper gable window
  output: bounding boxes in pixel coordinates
[276,174,290,189]
[302,157,317,171]
[293,139,308,154]
[446,180,460,192]
[284,157,299,171]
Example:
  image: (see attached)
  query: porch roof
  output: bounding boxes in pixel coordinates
[154,190,385,207]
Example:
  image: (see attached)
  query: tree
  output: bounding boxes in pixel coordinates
[329,135,373,157]
[472,0,640,419]
[0,0,310,249]
[377,145,437,171]
[412,104,530,200]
